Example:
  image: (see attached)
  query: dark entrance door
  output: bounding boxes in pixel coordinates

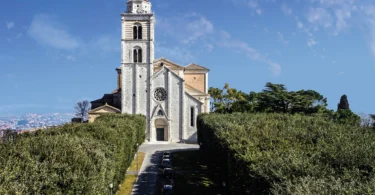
[156,128,164,141]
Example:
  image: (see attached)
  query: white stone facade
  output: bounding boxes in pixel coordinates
[120,0,210,143]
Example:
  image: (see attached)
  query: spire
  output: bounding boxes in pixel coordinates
[126,0,152,14]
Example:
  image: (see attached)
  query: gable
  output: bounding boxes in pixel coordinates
[89,104,121,114]
[151,66,184,82]
[151,104,170,120]
[185,63,209,71]
[154,58,185,71]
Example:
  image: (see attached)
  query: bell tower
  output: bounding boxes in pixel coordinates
[126,0,152,14]
[121,0,155,116]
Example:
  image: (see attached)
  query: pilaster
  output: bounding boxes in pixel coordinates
[181,81,186,140]
[167,70,171,140]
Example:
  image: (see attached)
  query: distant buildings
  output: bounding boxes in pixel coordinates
[0,113,72,131]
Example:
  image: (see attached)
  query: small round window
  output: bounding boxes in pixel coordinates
[154,88,167,101]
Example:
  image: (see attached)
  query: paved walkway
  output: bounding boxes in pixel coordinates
[131,142,199,195]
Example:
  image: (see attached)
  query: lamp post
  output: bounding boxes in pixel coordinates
[109,183,113,195]
[222,181,226,195]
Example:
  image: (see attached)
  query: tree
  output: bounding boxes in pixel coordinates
[370,114,375,128]
[74,100,91,121]
[337,94,350,111]
[334,109,361,126]
[359,113,373,127]
[289,90,328,114]
[334,95,360,126]
[208,87,224,112]
[256,82,290,113]
[209,82,330,115]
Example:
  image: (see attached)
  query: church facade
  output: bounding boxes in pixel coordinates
[89,0,210,143]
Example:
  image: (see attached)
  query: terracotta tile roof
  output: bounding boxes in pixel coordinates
[185,63,209,71]
[153,58,185,70]
[89,103,121,114]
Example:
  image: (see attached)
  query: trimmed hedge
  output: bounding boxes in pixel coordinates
[0,114,145,194]
[197,113,375,195]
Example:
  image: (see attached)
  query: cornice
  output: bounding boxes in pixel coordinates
[122,39,153,42]
[122,63,149,66]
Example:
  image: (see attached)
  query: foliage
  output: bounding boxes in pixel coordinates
[333,109,361,126]
[333,95,360,126]
[74,100,91,121]
[337,94,350,111]
[198,113,375,194]
[208,83,363,126]
[208,83,247,113]
[209,82,329,115]
[371,114,375,129]
[0,114,145,194]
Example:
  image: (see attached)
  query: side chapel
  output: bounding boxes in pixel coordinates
[89,0,210,143]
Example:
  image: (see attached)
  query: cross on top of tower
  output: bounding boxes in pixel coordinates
[126,0,152,14]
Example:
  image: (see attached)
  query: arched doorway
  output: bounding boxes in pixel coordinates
[154,118,168,141]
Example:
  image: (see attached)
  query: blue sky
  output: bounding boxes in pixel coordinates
[0,0,374,116]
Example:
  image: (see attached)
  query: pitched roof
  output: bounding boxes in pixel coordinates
[185,63,210,71]
[151,65,184,82]
[88,103,121,114]
[154,58,185,70]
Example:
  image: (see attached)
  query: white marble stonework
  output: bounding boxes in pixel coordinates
[120,0,210,143]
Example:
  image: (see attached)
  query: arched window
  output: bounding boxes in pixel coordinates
[138,48,142,63]
[157,110,164,116]
[133,49,138,63]
[133,47,142,63]
[190,107,195,127]
[133,26,137,39]
[138,26,142,39]
[133,23,142,40]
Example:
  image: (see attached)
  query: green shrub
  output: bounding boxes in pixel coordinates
[198,113,375,195]
[0,114,145,194]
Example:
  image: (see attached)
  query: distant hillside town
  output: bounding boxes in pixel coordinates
[0,113,73,131]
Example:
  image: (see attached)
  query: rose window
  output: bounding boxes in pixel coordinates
[154,88,167,101]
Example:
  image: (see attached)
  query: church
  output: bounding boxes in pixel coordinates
[89,0,210,143]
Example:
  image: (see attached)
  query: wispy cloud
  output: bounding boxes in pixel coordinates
[89,35,120,53]
[28,14,120,58]
[307,7,333,29]
[58,54,76,61]
[218,30,282,76]
[157,11,282,76]
[157,13,214,45]
[307,37,317,47]
[337,71,344,76]
[277,32,289,46]
[28,14,80,50]
[182,14,214,44]
[156,43,195,64]
[281,4,292,16]
[305,0,356,35]
[248,0,263,15]
[6,22,15,29]
[229,0,265,16]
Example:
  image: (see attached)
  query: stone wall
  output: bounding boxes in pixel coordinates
[185,73,206,93]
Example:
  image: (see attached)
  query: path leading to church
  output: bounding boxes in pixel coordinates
[131,143,199,195]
